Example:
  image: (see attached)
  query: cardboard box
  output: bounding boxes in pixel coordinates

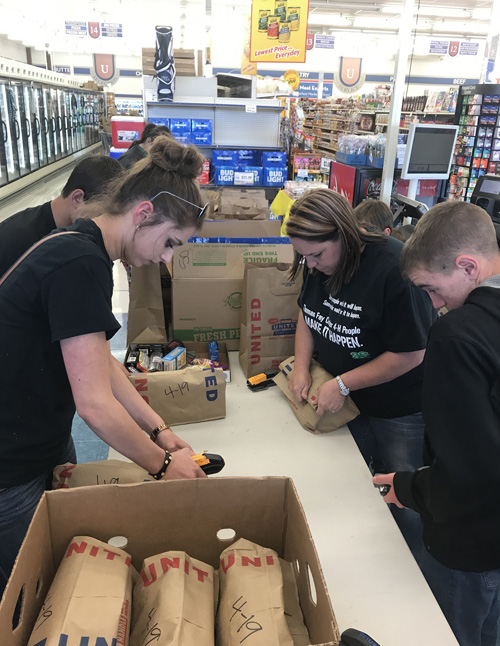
[172,278,242,349]
[172,239,294,279]
[0,478,340,646]
[126,341,230,424]
[200,218,281,238]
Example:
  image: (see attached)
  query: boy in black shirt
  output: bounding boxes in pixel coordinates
[0,155,123,277]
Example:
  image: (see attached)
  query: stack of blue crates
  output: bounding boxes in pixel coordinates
[211,149,287,186]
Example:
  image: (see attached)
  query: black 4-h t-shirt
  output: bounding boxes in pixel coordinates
[0,219,120,487]
[0,201,56,277]
[298,236,435,418]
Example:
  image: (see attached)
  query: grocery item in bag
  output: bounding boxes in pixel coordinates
[27,536,134,646]
[130,551,215,646]
[280,559,310,646]
[216,538,294,646]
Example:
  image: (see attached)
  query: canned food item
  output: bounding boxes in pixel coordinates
[258,9,271,32]
[287,6,300,30]
[275,0,287,21]
[279,20,291,43]
[267,15,280,39]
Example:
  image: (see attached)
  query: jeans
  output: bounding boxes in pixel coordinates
[348,413,425,562]
[0,437,76,601]
[419,547,500,646]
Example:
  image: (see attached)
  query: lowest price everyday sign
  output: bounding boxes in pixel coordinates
[250,0,309,63]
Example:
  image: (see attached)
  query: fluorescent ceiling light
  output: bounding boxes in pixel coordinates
[432,21,489,35]
[381,5,472,18]
[308,13,353,26]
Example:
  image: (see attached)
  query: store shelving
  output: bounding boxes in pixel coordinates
[449,83,500,202]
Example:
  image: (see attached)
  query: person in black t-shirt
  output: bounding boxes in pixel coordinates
[286,189,435,560]
[118,124,172,170]
[0,155,123,277]
[0,136,209,597]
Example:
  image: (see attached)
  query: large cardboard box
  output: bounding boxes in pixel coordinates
[172,239,294,279]
[172,278,242,349]
[0,478,340,646]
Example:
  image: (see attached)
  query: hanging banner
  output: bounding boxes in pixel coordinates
[333,57,366,94]
[91,54,119,85]
[249,0,310,63]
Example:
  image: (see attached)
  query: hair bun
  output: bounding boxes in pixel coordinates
[150,135,204,179]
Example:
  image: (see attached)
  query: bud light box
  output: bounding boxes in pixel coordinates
[235,166,263,186]
[214,166,237,185]
[212,150,238,165]
[149,117,170,128]
[173,133,192,145]
[192,131,213,146]
[191,118,213,133]
[237,149,262,166]
[0,478,340,645]
[264,166,287,187]
[170,118,192,133]
[263,150,287,167]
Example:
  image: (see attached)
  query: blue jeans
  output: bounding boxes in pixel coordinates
[348,413,425,562]
[0,438,76,601]
[420,547,500,646]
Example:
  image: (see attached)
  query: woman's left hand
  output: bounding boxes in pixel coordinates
[156,428,195,454]
[315,379,346,416]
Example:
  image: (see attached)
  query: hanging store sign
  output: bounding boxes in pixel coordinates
[249,0,310,63]
[65,21,88,37]
[89,22,100,39]
[459,42,479,56]
[102,23,123,38]
[429,40,449,55]
[333,57,366,94]
[91,54,119,86]
[315,35,335,49]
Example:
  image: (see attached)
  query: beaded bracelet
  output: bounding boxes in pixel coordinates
[148,450,172,480]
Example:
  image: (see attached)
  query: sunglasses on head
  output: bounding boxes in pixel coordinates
[150,189,209,222]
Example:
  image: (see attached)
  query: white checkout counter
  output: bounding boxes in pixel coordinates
[148,352,459,646]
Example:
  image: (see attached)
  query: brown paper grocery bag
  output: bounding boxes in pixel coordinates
[279,559,310,646]
[129,366,226,425]
[216,538,294,646]
[52,460,154,489]
[239,263,301,378]
[127,264,167,346]
[273,356,359,434]
[130,551,215,646]
[27,536,135,646]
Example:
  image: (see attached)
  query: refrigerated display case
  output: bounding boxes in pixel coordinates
[0,66,102,189]
[329,161,447,209]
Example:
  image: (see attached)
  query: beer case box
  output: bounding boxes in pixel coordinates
[149,116,170,128]
[0,478,340,646]
[263,150,288,166]
[214,166,237,186]
[170,118,192,133]
[173,133,192,145]
[172,239,294,280]
[234,166,263,186]
[192,131,213,146]
[172,278,243,350]
[264,166,288,187]
[212,150,238,165]
[237,149,263,165]
[191,118,213,132]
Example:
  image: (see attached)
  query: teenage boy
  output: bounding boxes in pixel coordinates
[373,201,500,646]
[0,155,123,277]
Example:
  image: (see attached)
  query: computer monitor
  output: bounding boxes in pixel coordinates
[401,123,459,180]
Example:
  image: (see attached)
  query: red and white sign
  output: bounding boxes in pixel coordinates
[329,161,356,205]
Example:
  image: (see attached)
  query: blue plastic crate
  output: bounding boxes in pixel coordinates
[335,152,367,166]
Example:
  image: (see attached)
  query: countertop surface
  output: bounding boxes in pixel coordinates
[111,352,459,646]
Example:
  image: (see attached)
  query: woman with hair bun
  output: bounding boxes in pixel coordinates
[0,136,209,595]
[286,188,435,560]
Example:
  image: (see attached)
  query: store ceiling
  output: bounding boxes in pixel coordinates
[0,0,494,53]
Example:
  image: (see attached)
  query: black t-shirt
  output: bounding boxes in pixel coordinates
[298,236,435,418]
[118,144,147,170]
[0,218,120,487]
[0,201,56,277]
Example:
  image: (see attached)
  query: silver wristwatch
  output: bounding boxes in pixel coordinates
[335,375,350,396]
